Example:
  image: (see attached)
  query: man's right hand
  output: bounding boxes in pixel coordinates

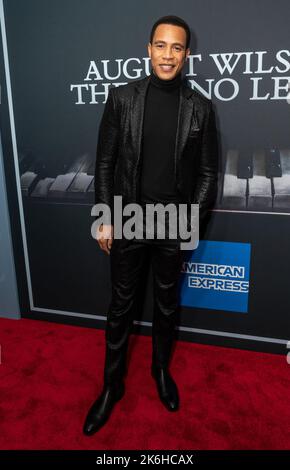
[96,224,114,255]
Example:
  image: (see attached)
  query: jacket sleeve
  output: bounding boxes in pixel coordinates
[192,101,218,222]
[94,88,119,222]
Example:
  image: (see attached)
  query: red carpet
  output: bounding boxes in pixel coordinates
[0,317,289,450]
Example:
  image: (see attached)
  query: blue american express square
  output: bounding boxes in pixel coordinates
[180,240,251,313]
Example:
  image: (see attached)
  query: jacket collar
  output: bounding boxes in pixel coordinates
[131,74,196,176]
[133,73,194,99]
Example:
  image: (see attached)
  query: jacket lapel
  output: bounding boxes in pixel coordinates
[175,82,195,170]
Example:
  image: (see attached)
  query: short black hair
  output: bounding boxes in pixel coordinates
[150,15,191,50]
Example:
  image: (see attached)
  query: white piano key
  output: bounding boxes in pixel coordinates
[31,178,55,197]
[248,150,272,209]
[222,150,247,208]
[47,172,77,198]
[67,173,94,197]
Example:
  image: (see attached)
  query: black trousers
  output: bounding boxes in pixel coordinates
[103,236,183,386]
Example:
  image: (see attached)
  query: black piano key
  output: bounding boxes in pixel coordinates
[273,150,290,209]
[237,150,253,179]
[266,148,282,178]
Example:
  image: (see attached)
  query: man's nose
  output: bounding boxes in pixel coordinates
[162,47,174,59]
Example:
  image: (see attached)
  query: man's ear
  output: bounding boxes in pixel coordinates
[147,42,151,58]
[185,48,190,60]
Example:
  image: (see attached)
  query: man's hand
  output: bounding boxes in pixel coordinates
[96,224,114,255]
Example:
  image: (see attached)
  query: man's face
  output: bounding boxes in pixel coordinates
[148,23,190,80]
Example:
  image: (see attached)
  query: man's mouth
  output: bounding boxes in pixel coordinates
[159,64,175,72]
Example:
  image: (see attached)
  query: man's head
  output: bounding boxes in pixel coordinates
[148,15,191,80]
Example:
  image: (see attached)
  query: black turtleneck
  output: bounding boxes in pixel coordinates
[139,68,182,206]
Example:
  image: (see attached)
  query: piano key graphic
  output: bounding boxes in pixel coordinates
[221,148,290,212]
[222,150,248,208]
[21,171,39,196]
[47,153,91,198]
[273,149,290,209]
[248,150,272,209]
[237,150,253,179]
[20,154,48,196]
[30,177,55,198]
[29,153,94,200]
[19,146,290,212]
[265,148,282,178]
[67,173,94,199]
[19,151,35,174]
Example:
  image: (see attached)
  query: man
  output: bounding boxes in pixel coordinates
[83,15,218,435]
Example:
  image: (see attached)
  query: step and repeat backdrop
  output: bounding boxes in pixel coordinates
[0,0,289,353]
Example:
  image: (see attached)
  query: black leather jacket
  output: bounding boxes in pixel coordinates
[94,74,218,222]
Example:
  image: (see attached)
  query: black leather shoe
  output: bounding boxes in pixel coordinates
[151,365,179,411]
[83,382,125,436]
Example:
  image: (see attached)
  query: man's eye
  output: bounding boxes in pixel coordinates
[155,44,182,51]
